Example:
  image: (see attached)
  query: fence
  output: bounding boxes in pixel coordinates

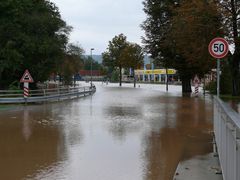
[214,97,240,180]
[0,86,96,104]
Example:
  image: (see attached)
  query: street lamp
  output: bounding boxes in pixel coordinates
[90,48,94,87]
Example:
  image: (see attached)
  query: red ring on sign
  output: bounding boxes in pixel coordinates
[208,37,229,59]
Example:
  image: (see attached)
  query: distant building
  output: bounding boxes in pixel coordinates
[135,69,179,83]
[79,70,104,81]
[79,70,102,76]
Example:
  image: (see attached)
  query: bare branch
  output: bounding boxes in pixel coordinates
[219,3,233,13]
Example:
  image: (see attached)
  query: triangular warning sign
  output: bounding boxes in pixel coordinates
[193,75,200,84]
[20,69,34,83]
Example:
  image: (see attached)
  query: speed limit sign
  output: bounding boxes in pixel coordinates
[208,37,229,97]
[208,37,229,59]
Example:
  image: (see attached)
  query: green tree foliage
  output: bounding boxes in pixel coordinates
[169,0,223,92]
[102,34,128,86]
[217,0,240,96]
[220,59,233,94]
[170,0,222,75]
[59,43,84,85]
[141,0,187,91]
[103,34,144,86]
[121,43,144,87]
[141,0,176,66]
[142,0,223,93]
[0,0,71,89]
[83,56,102,71]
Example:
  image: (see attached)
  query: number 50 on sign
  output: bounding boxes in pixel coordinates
[208,37,229,59]
[208,37,229,97]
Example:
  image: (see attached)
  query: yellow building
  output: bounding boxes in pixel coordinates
[135,69,178,82]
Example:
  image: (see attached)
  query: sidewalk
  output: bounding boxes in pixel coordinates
[173,153,223,180]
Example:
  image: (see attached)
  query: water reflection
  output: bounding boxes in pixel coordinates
[0,105,65,180]
[0,83,214,180]
[143,97,213,180]
[105,106,143,140]
[22,107,32,141]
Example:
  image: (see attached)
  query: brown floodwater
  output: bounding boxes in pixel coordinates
[0,83,213,180]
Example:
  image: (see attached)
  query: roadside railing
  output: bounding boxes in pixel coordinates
[0,86,96,104]
[214,97,240,180]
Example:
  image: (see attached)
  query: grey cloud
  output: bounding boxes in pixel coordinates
[51,0,145,54]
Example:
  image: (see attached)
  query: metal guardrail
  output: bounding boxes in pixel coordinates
[0,86,96,104]
[214,97,240,180]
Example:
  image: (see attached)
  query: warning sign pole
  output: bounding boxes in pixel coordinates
[23,82,29,98]
[194,84,199,97]
[20,69,34,100]
[217,59,220,97]
[193,75,200,97]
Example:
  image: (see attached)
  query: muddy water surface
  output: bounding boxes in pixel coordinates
[0,83,213,180]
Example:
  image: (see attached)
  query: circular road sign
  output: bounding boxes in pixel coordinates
[208,37,229,59]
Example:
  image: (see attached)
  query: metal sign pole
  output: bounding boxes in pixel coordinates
[217,59,220,97]
[208,38,228,97]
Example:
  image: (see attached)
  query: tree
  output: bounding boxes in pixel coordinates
[142,0,223,93]
[141,0,176,60]
[168,0,223,91]
[220,57,233,94]
[83,56,102,71]
[141,0,182,91]
[0,0,71,89]
[217,0,240,96]
[102,34,128,86]
[59,43,84,85]
[121,43,144,87]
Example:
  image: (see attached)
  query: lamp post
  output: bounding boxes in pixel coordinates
[90,48,94,88]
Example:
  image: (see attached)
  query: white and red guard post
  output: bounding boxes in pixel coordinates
[20,69,34,99]
[193,75,200,96]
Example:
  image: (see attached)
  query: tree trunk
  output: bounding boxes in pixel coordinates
[230,0,240,96]
[166,67,168,92]
[232,55,240,96]
[119,65,122,87]
[203,75,206,96]
[133,68,136,88]
[73,75,76,87]
[181,76,192,93]
[0,73,2,89]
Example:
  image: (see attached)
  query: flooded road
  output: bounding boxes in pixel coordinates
[0,83,213,180]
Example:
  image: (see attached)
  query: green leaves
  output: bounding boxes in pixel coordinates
[103,34,143,69]
[142,0,223,92]
[102,34,144,86]
[0,0,70,89]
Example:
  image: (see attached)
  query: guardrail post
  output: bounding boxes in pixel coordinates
[237,134,240,180]
[233,127,237,180]
[76,87,78,98]
[24,97,27,104]
[68,86,70,99]
[58,88,60,101]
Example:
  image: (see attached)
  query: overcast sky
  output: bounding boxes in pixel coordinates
[50,0,146,55]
